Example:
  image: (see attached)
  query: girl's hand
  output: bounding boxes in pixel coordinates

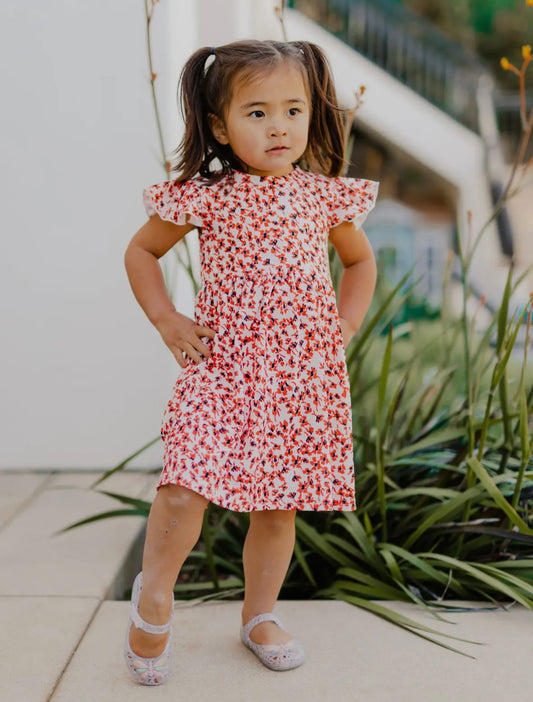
[339,317,358,350]
[156,311,216,368]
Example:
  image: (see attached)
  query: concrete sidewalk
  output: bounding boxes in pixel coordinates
[0,471,531,702]
[0,470,152,702]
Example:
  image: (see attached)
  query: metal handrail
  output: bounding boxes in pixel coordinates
[288,0,516,257]
[494,90,533,161]
[289,0,488,133]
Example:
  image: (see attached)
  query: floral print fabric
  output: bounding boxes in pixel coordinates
[143,167,378,511]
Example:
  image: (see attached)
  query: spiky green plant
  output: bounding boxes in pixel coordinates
[65,262,533,653]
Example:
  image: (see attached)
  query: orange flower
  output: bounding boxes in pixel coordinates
[151,73,158,81]
[527,0,533,6]
[523,45,532,60]
[500,57,521,75]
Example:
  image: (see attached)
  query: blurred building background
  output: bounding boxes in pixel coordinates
[1,0,531,471]
[290,0,532,316]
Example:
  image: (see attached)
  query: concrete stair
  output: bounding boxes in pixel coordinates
[0,471,531,702]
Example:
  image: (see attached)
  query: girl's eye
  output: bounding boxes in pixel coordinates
[249,110,265,118]
[288,108,302,116]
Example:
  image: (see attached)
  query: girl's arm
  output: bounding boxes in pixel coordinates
[328,221,377,349]
[125,215,216,367]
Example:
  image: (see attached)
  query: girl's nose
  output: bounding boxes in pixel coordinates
[269,122,287,137]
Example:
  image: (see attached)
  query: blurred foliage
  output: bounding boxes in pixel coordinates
[402,0,533,88]
[66,265,533,653]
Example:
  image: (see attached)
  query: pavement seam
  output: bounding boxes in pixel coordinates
[46,598,105,702]
[0,593,106,599]
[0,471,56,534]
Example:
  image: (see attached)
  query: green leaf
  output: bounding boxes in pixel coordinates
[336,567,404,599]
[332,578,408,601]
[383,369,410,445]
[432,524,533,545]
[201,509,219,589]
[333,513,388,576]
[419,553,533,607]
[172,578,243,594]
[377,325,393,428]
[378,546,404,584]
[325,533,365,559]
[95,490,152,513]
[387,487,461,501]
[91,436,161,488]
[293,538,317,587]
[402,485,486,550]
[295,517,352,568]
[496,265,513,352]
[188,551,244,578]
[377,543,469,597]
[474,564,533,597]
[492,310,524,388]
[393,428,467,459]
[58,508,147,533]
[347,270,413,361]
[466,457,533,534]
[492,560,533,571]
[320,591,480,656]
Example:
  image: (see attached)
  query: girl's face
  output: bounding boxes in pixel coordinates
[210,62,310,177]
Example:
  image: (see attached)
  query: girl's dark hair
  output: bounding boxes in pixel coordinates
[173,40,345,182]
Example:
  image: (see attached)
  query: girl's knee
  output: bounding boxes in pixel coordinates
[251,509,296,533]
[158,484,209,512]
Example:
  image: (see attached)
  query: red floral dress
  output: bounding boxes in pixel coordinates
[143,167,378,512]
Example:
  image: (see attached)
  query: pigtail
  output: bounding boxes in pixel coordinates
[172,45,246,182]
[294,42,345,177]
[172,47,213,181]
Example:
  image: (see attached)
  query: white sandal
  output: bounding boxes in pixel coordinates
[240,613,305,671]
[124,572,174,685]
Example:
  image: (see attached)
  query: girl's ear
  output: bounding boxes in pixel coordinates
[209,113,229,145]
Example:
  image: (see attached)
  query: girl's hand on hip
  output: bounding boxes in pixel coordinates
[339,317,358,350]
[155,311,216,368]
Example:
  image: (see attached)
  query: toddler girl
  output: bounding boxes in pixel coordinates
[124,39,378,685]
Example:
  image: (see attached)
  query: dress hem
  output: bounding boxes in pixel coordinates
[156,475,356,513]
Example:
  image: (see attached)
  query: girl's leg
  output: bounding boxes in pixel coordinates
[241,509,297,645]
[129,484,208,657]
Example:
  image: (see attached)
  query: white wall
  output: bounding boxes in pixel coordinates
[12,1,513,471]
[0,0,279,470]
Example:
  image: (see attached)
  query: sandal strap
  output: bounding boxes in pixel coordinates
[131,607,172,635]
[243,612,282,638]
[130,572,173,635]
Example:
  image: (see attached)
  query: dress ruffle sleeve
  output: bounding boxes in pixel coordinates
[320,176,379,230]
[142,178,207,228]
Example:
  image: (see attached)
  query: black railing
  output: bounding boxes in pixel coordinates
[289,0,487,133]
[288,0,520,257]
[494,91,533,161]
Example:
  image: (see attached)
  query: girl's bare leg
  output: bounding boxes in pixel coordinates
[129,484,208,657]
[241,509,297,645]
